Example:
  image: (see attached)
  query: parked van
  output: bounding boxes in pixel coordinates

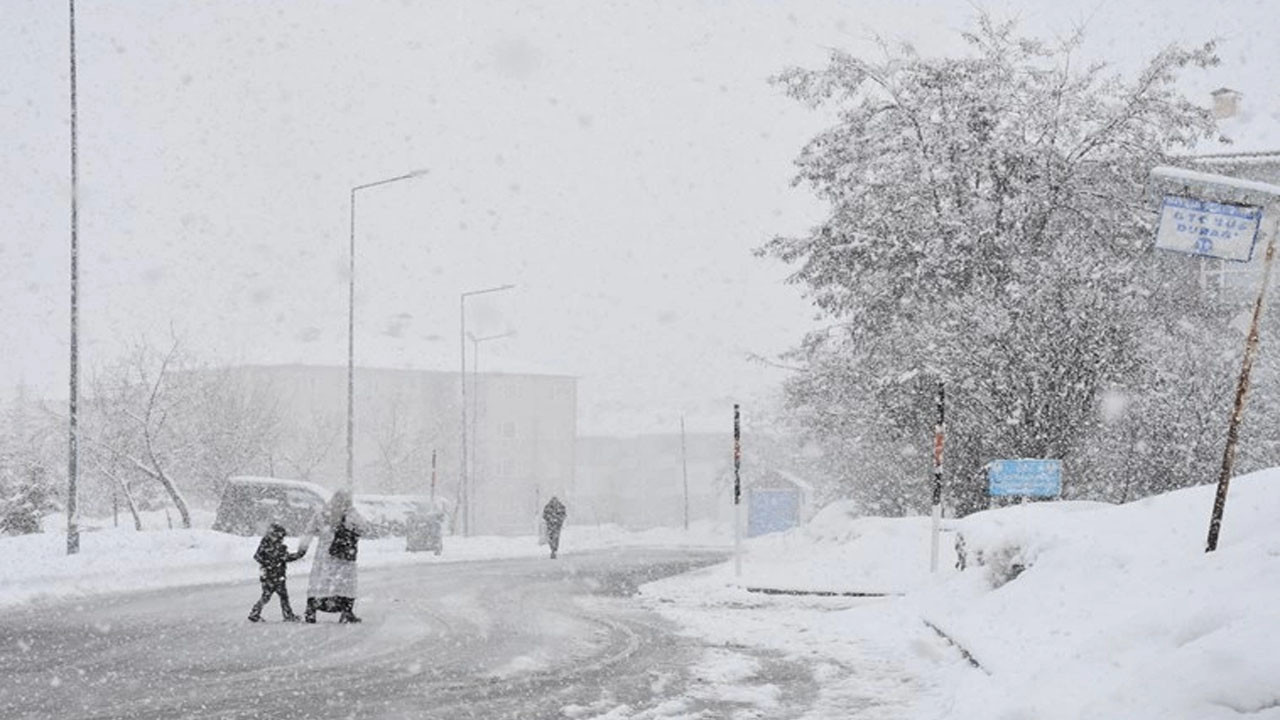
[211,476,329,537]
[212,476,428,538]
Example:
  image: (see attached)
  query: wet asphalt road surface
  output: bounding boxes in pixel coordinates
[0,547,824,719]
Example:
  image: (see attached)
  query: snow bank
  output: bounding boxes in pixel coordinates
[644,470,1280,719]
[680,499,961,594]
[917,470,1280,720]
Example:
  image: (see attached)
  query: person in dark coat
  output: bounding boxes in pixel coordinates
[248,523,306,622]
[542,496,566,559]
[296,490,368,623]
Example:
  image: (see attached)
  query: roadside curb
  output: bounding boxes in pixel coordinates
[922,618,990,674]
[743,586,901,598]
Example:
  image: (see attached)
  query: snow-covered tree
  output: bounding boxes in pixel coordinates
[82,337,281,528]
[370,394,441,495]
[0,395,59,536]
[763,17,1221,513]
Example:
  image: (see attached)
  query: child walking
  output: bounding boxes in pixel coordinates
[248,523,306,622]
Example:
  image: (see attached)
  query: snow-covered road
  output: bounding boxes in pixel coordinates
[0,548,842,719]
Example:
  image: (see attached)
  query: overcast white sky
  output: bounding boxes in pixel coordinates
[3,0,1278,435]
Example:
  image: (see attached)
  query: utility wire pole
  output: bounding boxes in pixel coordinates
[733,404,742,577]
[1207,205,1278,552]
[681,414,689,531]
[459,285,514,536]
[930,382,945,573]
[66,0,81,556]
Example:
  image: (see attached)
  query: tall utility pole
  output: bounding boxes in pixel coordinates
[930,382,945,573]
[345,169,426,492]
[459,284,514,536]
[66,0,81,556]
[468,330,514,514]
[733,404,741,577]
[680,414,689,531]
[1148,166,1280,553]
[1207,208,1278,551]
[430,449,437,501]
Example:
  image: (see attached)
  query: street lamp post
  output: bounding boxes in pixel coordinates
[346,169,427,492]
[468,330,514,533]
[67,0,81,556]
[460,285,514,536]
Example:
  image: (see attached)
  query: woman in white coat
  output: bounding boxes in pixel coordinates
[297,489,368,623]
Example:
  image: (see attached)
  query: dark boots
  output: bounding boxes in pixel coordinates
[338,597,362,624]
[304,596,360,623]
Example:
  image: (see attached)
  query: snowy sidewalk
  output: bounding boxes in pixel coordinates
[0,518,731,610]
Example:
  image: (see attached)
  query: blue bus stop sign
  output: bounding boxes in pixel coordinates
[1154,195,1262,262]
[988,459,1062,497]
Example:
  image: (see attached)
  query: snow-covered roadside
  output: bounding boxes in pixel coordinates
[637,505,961,718]
[0,517,731,611]
[639,470,1280,719]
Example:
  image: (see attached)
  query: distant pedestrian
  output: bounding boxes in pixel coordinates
[247,523,306,622]
[297,490,368,623]
[542,496,566,559]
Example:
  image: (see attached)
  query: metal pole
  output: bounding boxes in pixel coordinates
[733,404,741,577]
[344,169,425,495]
[459,294,468,535]
[681,414,689,531]
[467,332,511,531]
[346,188,356,493]
[430,449,437,501]
[458,287,514,537]
[66,0,80,556]
[470,336,480,533]
[1206,207,1278,552]
[930,382,945,573]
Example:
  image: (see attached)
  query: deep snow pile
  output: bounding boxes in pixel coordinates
[723,499,962,593]
[916,470,1280,719]
[642,469,1280,719]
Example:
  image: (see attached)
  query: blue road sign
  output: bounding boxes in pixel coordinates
[988,459,1062,497]
[1154,195,1262,262]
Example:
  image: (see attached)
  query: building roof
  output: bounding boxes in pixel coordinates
[1194,89,1280,157]
[230,362,578,381]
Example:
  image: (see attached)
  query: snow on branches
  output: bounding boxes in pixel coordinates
[763,17,1228,514]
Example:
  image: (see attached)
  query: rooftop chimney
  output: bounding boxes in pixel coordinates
[1212,88,1242,120]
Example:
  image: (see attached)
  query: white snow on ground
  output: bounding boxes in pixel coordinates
[726,499,964,594]
[7,471,1279,719]
[0,514,730,610]
[640,573,944,719]
[640,469,1280,719]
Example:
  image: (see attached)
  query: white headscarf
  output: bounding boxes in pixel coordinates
[321,489,354,530]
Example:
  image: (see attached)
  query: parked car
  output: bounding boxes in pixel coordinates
[212,476,430,539]
[405,497,452,554]
[354,494,424,538]
[211,476,329,537]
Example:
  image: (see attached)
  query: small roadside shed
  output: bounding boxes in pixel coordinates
[745,468,813,537]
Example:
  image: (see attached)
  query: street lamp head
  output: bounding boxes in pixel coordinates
[468,330,516,343]
[353,168,430,193]
[462,283,517,299]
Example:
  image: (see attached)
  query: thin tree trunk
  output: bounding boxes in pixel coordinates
[137,338,192,529]
[141,447,191,529]
[98,465,143,531]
